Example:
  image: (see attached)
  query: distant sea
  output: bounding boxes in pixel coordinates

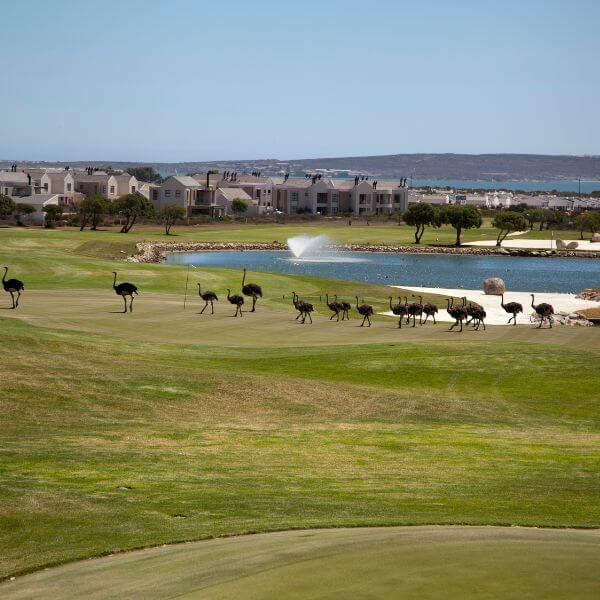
[158,170,599,194]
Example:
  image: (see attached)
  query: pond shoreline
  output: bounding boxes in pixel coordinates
[130,241,600,263]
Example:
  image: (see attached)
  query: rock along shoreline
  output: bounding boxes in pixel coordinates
[129,241,600,263]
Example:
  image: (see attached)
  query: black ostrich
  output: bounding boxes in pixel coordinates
[335,295,352,321]
[112,271,138,313]
[389,295,408,328]
[241,268,262,312]
[466,301,486,331]
[422,300,438,324]
[325,293,342,321]
[292,291,304,320]
[2,266,24,309]
[355,296,374,327]
[227,288,244,317]
[293,291,313,324]
[501,294,523,325]
[406,294,424,327]
[197,283,218,314]
[531,294,554,328]
[446,297,467,332]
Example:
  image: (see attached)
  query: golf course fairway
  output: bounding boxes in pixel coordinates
[2,526,598,599]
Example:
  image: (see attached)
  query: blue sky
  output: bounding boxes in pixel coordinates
[2,0,599,161]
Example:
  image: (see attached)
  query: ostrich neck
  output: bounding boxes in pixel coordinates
[242,271,246,286]
[112,273,117,287]
[2,268,7,283]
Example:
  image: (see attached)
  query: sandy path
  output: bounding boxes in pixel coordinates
[464,238,600,251]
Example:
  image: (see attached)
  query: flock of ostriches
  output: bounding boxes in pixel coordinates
[3,266,557,329]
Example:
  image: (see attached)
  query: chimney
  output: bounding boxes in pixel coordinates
[206,172,210,188]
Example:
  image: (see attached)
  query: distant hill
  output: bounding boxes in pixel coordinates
[3,153,600,181]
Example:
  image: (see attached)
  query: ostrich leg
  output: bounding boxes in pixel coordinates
[398,317,402,329]
[129,295,134,312]
[122,295,127,313]
[366,315,371,327]
[10,291,15,309]
[211,300,214,314]
[306,312,312,324]
[432,314,437,324]
[15,291,21,307]
[251,295,257,312]
[200,301,208,314]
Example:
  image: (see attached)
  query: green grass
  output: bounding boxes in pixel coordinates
[3,527,599,599]
[0,226,598,586]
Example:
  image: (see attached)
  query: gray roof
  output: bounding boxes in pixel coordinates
[0,172,29,183]
[168,175,202,187]
[217,187,252,202]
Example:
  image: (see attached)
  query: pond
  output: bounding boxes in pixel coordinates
[164,250,599,294]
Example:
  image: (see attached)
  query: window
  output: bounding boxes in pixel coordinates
[66,183,72,192]
[110,186,115,194]
[132,186,136,193]
[317,193,328,205]
[165,190,171,197]
[152,190,158,200]
[44,183,48,191]
[290,191,298,203]
[175,190,181,198]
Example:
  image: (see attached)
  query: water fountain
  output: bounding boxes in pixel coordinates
[287,235,331,259]
[286,235,368,263]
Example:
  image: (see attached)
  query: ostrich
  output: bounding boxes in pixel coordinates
[293,292,314,324]
[531,294,554,328]
[2,266,24,309]
[389,295,408,328]
[355,296,374,327]
[446,297,467,332]
[407,295,424,327]
[241,268,262,312]
[467,302,486,331]
[197,283,218,314]
[112,271,138,313]
[465,300,480,326]
[335,295,352,321]
[500,294,523,325]
[325,293,342,321]
[292,291,304,320]
[421,300,438,325]
[227,289,244,317]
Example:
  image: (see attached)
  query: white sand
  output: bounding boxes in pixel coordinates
[382,286,599,325]
[464,238,600,252]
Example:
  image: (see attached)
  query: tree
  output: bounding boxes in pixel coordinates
[574,211,600,239]
[159,204,186,235]
[79,195,109,231]
[402,202,435,244]
[436,205,482,246]
[13,203,36,225]
[0,194,15,219]
[492,211,528,246]
[524,208,540,230]
[42,204,63,228]
[126,166,163,183]
[535,208,556,231]
[231,199,248,216]
[112,193,154,233]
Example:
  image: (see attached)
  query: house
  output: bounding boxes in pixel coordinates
[40,171,76,195]
[272,176,409,215]
[72,171,137,200]
[215,188,255,216]
[11,192,83,225]
[153,176,203,213]
[0,171,36,197]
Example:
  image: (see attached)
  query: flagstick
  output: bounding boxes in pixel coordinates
[183,264,192,310]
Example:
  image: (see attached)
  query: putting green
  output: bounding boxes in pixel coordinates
[2,527,598,599]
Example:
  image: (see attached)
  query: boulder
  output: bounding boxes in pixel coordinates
[555,239,566,250]
[592,233,600,243]
[567,241,579,249]
[483,277,506,296]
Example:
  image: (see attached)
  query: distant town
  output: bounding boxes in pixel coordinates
[1,161,599,225]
